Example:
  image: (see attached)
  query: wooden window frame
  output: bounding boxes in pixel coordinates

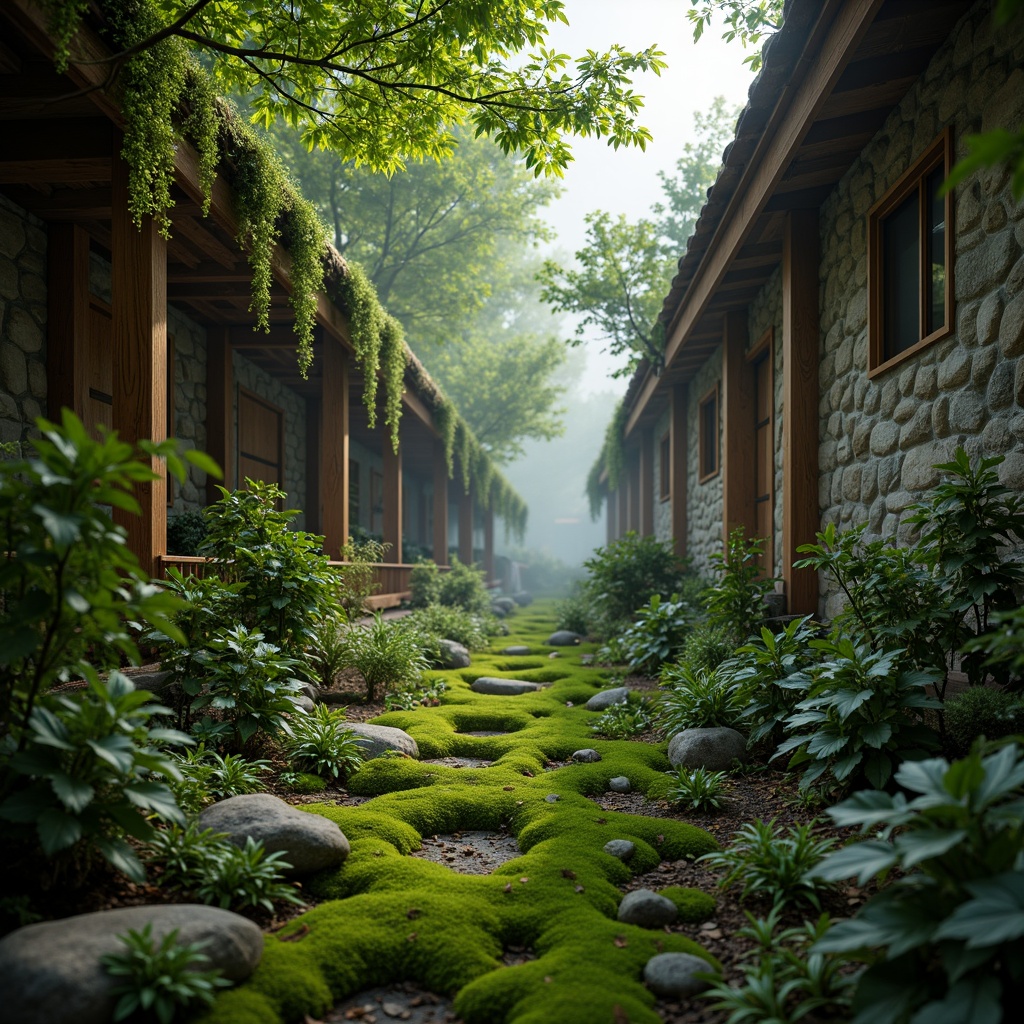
[658,431,671,502]
[698,383,720,484]
[867,128,954,378]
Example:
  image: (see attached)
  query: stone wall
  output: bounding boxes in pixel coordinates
[817,0,1024,617]
[0,194,47,446]
[233,351,307,529]
[652,405,672,543]
[686,346,723,579]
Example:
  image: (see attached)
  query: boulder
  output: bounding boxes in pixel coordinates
[547,630,582,646]
[608,776,631,794]
[341,722,419,759]
[489,604,507,618]
[0,904,262,1024]
[585,687,630,712]
[643,952,714,998]
[470,677,543,695]
[618,889,678,928]
[436,639,471,669]
[545,794,560,803]
[294,696,316,715]
[512,591,533,606]
[603,839,636,861]
[667,727,748,772]
[571,748,601,763]
[198,793,349,876]
[501,645,531,656]
[492,597,516,614]
[127,669,174,695]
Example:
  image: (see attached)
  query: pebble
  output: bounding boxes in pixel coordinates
[571,749,601,763]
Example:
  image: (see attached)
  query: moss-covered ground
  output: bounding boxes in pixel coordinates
[201,601,719,1024]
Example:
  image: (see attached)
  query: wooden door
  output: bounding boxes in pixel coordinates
[753,351,774,571]
[238,389,283,488]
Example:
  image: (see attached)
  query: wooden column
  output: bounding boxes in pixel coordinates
[628,454,641,533]
[671,384,688,560]
[458,485,474,565]
[722,309,756,545]
[46,223,90,421]
[483,507,495,583]
[111,149,167,576]
[205,328,234,504]
[305,397,321,534]
[617,481,628,540]
[782,209,820,614]
[606,488,616,544]
[320,338,349,558]
[383,434,402,564]
[432,442,449,565]
[639,430,654,536]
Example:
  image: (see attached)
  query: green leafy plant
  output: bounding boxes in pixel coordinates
[657,663,745,733]
[555,581,593,636]
[277,771,327,794]
[282,704,365,779]
[384,678,448,712]
[307,610,350,690]
[166,508,208,557]
[811,744,1024,1024]
[438,557,492,615]
[700,819,837,911]
[338,612,430,702]
[943,687,1024,755]
[334,537,388,617]
[590,701,652,739]
[101,923,231,1024]
[704,527,777,643]
[401,604,489,652]
[676,621,736,674]
[665,766,729,811]
[408,559,443,609]
[194,836,303,914]
[615,593,697,674]
[0,671,190,883]
[965,606,1024,691]
[775,636,942,791]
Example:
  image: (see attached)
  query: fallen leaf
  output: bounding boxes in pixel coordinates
[519,877,529,884]
[280,924,309,942]
[406,932,418,942]
[522,770,535,777]
[503,786,515,791]
[562,869,577,879]
[575,885,585,893]
[516,800,524,806]
[504,882,513,893]
[613,935,628,948]
[406,908,421,920]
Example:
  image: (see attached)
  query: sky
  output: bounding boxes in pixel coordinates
[537,0,757,395]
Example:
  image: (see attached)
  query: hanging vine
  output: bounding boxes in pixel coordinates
[332,261,385,424]
[379,315,408,452]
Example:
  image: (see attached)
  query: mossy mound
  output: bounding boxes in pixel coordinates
[199,600,718,1024]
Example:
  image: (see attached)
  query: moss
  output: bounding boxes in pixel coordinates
[659,886,717,923]
[287,773,327,794]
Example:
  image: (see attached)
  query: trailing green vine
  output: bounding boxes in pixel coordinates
[333,261,385,423]
[379,315,407,452]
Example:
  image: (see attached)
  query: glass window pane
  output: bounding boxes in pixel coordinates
[883,191,920,360]
[927,165,946,336]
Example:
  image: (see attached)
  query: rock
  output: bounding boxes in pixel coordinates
[198,793,349,876]
[571,748,601,763]
[0,904,262,1024]
[470,677,544,695]
[341,722,420,759]
[608,776,631,793]
[501,645,531,656]
[643,952,714,998]
[603,839,636,861]
[585,687,630,712]
[547,630,582,646]
[436,638,471,669]
[492,597,516,614]
[294,695,316,714]
[512,591,533,606]
[548,652,560,659]
[127,669,174,695]
[545,794,560,803]
[618,889,678,929]
[667,728,748,771]
[489,604,507,618]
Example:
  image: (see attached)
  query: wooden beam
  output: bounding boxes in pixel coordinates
[0,157,110,183]
[7,186,111,220]
[639,430,654,536]
[111,148,167,576]
[170,215,240,271]
[321,337,349,559]
[46,222,89,420]
[205,329,233,502]
[433,442,449,565]
[670,384,688,561]
[458,485,474,565]
[722,309,756,544]
[782,210,820,615]
[383,430,403,564]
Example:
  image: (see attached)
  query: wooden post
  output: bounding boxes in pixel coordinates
[722,309,756,545]
[320,337,349,558]
[606,487,616,544]
[432,442,449,565]
[205,328,233,504]
[111,148,166,576]
[639,430,654,536]
[305,397,321,534]
[617,480,628,540]
[628,455,641,533]
[671,384,688,561]
[46,223,89,420]
[483,507,495,583]
[382,432,402,564]
[782,209,820,614]
[458,485,474,565]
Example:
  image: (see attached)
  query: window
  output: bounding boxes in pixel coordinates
[698,384,719,482]
[659,432,671,501]
[868,129,953,376]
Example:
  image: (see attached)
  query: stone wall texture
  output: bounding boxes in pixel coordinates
[168,305,208,513]
[0,194,47,446]
[817,0,1024,617]
[686,346,723,579]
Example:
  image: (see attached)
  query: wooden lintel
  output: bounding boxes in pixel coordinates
[170,215,240,271]
[167,263,251,285]
[3,185,111,220]
[0,156,111,183]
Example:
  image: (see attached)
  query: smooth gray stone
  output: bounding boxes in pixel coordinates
[490,604,507,618]
[545,794,560,803]
[667,727,748,771]
[501,645,531,656]
[128,668,174,694]
[342,722,419,759]
[493,597,516,614]
[0,904,262,1024]
[199,793,349,876]
[436,638,471,669]
[470,677,543,695]
[586,687,631,712]
[608,776,631,793]
[547,630,582,646]
[644,952,715,998]
[603,839,636,861]
[571,748,602,763]
[512,591,533,606]
[618,888,678,928]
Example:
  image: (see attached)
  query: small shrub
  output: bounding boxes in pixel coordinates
[676,622,736,674]
[401,604,488,652]
[665,767,729,811]
[338,612,430,701]
[278,771,327,794]
[308,611,350,690]
[615,593,697,674]
[438,557,491,615]
[384,678,448,711]
[282,704,365,778]
[334,537,387,616]
[699,819,837,910]
[408,559,442,608]
[555,582,592,635]
[657,664,745,732]
[101,923,231,1023]
[703,527,777,642]
[943,686,1024,754]
[590,701,652,739]
[166,508,208,557]
[194,837,303,914]
[146,823,233,892]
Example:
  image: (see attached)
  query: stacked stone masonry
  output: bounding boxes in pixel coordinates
[686,346,724,579]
